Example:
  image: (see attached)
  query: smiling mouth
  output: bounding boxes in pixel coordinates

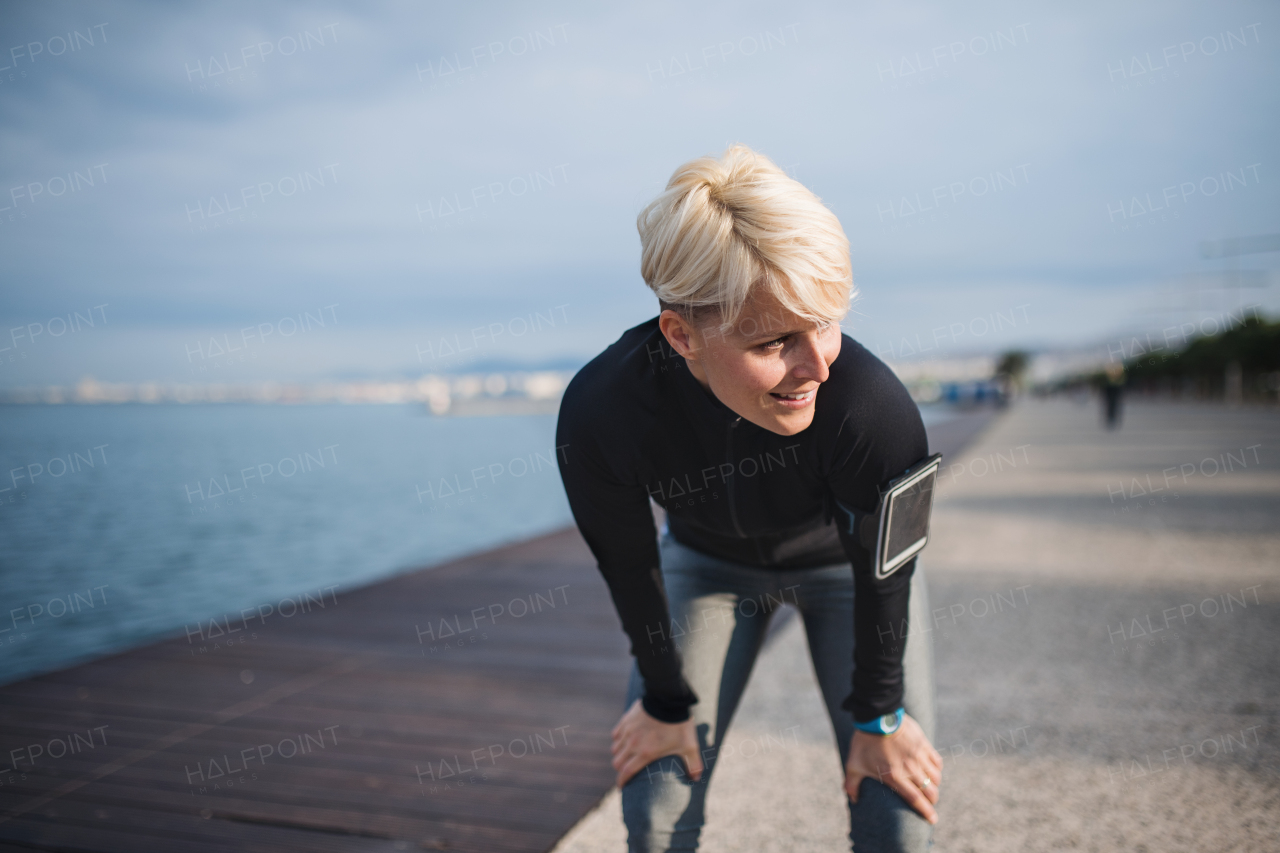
[769,390,815,403]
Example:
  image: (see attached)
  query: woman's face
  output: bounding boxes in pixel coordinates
[659,289,842,436]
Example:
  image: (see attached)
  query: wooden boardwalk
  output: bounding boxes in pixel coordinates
[0,410,993,852]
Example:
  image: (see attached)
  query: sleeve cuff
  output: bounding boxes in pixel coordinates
[842,688,905,724]
[642,692,693,723]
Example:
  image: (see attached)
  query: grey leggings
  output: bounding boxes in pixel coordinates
[621,532,936,853]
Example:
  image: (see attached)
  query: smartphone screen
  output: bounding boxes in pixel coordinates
[877,457,940,578]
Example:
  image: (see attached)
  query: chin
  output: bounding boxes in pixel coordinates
[763,409,815,436]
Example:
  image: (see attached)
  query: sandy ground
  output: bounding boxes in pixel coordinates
[552,399,1280,852]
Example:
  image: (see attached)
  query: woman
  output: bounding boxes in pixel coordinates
[555,145,942,852]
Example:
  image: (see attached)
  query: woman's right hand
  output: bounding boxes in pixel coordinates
[610,698,703,787]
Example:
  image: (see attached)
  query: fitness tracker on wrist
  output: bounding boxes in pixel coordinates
[854,707,904,735]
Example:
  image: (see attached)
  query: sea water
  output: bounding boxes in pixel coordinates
[0,404,569,684]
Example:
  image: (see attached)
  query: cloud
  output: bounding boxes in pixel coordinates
[1,0,1276,383]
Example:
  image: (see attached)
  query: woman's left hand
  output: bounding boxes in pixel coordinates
[843,713,942,824]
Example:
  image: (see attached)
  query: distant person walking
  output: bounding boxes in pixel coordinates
[1103,363,1125,429]
[556,146,941,852]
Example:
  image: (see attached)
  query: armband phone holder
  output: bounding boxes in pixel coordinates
[838,453,942,580]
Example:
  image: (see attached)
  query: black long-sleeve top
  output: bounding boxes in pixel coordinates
[555,316,928,724]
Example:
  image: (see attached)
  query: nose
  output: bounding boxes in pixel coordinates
[789,331,830,385]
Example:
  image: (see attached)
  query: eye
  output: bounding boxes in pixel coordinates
[759,335,789,351]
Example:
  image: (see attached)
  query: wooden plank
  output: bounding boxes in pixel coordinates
[0,783,561,853]
[0,527,625,852]
[0,796,413,853]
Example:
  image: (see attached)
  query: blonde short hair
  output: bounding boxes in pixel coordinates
[637,144,853,332]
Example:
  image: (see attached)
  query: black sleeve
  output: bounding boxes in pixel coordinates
[825,373,929,723]
[555,399,698,723]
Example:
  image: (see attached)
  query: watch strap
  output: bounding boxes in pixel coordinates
[854,707,904,735]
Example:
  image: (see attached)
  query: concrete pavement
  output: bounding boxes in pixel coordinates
[553,399,1280,851]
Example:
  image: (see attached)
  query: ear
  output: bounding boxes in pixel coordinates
[658,309,702,362]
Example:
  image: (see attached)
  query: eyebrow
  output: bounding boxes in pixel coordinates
[742,325,807,343]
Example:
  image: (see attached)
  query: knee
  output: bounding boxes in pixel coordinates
[847,778,934,853]
[622,758,708,848]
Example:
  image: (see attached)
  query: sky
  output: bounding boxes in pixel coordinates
[1,0,1277,387]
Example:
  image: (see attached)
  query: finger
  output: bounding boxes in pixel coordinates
[906,738,942,779]
[920,774,940,805]
[612,701,639,740]
[888,771,937,824]
[612,724,639,753]
[612,746,636,776]
[617,753,651,789]
[615,756,635,787]
[895,782,937,824]
[904,759,940,804]
[918,748,942,781]
[906,759,941,804]
[682,747,704,782]
[844,770,865,803]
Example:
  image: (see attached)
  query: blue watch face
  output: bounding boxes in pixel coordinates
[880,713,900,732]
